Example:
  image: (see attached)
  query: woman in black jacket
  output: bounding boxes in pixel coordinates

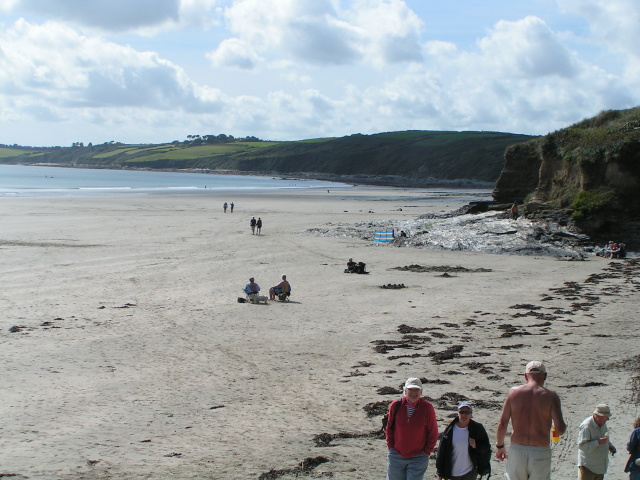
[436,402,491,480]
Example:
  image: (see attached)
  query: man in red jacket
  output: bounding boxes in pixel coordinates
[386,378,439,480]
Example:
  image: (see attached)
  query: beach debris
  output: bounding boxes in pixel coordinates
[397,324,442,334]
[210,405,225,410]
[560,382,607,388]
[314,431,378,447]
[259,456,329,480]
[8,325,23,333]
[114,303,137,308]
[380,283,406,289]
[377,386,402,395]
[429,345,464,363]
[363,400,392,417]
[352,361,374,368]
[510,304,542,310]
[164,452,182,457]
[86,459,100,466]
[393,264,492,273]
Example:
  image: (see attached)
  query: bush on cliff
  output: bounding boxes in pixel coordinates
[571,188,617,219]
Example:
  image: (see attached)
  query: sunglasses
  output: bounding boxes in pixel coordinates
[459,410,472,415]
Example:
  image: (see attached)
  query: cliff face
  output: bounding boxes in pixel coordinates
[492,140,541,203]
[493,107,640,246]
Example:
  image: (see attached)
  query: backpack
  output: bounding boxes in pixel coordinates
[381,399,402,434]
[476,452,491,479]
[469,422,492,479]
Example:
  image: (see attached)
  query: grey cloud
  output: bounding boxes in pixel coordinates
[379,34,423,64]
[66,65,221,113]
[285,19,359,65]
[15,0,180,31]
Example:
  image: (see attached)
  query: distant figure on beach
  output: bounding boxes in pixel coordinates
[578,404,616,480]
[223,202,228,213]
[385,378,438,480]
[244,277,260,295]
[256,218,262,235]
[345,258,367,274]
[230,202,234,213]
[250,217,257,234]
[624,415,640,479]
[346,258,357,273]
[496,360,566,480]
[269,274,291,301]
[436,401,491,480]
[511,202,519,220]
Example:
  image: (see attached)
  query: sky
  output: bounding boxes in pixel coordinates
[0,0,639,147]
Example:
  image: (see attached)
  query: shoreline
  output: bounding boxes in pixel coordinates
[1,191,638,479]
[4,161,496,190]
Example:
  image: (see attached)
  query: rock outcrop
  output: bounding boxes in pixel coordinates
[493,107,640,247]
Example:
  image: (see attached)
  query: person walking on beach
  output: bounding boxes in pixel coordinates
[578,404,617,480]
[385,378,439,480]
[250,217,257,234]
[624,416,640,480]
[256,217,262,235]
[436,402,491,480]
[230,202,234,213]
[496,360,566,480]
[223,202,228,213]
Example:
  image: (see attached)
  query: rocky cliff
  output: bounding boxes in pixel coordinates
[493,107,640,247]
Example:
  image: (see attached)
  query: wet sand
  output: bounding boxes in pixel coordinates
[1,189,638,479]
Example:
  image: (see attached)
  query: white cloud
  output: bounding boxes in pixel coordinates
[556,0,640,83]
[207,0,423,69]
[478,16,578,79]
[205,37,259,69]
[0,19,225,112]
[0,0,219,32]
[346,0,423,66]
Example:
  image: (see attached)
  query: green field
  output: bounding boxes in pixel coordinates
[0,130,536,183]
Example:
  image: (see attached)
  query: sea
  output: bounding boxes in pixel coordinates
[0,164,352,198]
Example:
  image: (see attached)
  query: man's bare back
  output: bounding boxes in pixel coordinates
[503,382,563,446]
[496,361,566,461]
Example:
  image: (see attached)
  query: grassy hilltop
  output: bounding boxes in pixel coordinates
[0,130,534,187]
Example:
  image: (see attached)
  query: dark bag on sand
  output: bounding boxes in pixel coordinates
[237,297,246,303]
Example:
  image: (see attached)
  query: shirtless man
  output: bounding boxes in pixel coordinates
[496,361,566,480]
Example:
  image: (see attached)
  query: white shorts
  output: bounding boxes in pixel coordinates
[505,444,551,480]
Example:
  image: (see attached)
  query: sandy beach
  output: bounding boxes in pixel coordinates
[1,188,639,480]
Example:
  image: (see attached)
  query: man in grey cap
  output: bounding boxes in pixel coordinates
[496,360,566,479]
[385,378,439,480]
[578,404,617,480]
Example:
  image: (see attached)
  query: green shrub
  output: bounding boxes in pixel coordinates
[571,188,616,218]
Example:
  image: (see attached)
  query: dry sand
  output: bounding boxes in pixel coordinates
[1,188,639,480]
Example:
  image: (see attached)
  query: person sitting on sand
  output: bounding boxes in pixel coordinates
[244,277,260,296]
[346,258,357,273]
[610,242,620,259]
[269,274,291,300]
[604,241,615,258]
